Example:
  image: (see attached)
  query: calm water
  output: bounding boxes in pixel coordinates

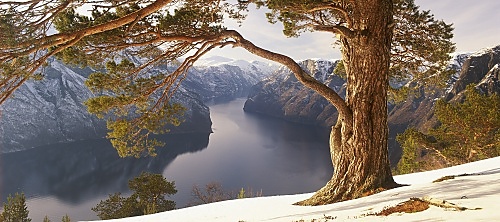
[0,98,332,221]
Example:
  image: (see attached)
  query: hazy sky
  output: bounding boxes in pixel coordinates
[204,1,500,62]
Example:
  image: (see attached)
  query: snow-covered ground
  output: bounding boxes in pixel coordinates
[88,157,500,222]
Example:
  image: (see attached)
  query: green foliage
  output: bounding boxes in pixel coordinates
[92,193,141,220]
[391,0,456,89]
[61,215,71,222]
[397,85,500,172]
[84,59,186,158]
[92,172,177,220]
[0,192,31,222]
[394,128,427,174]
[43,216,51,222]
[237,188,246,199]
[128,172,177,212]
[432,85,500,163]
[333,60,346,80]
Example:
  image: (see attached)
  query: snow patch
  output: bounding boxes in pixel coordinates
[86,152,500,221]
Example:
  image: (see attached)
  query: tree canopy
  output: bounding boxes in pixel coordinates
[0,0,454,157]
[92,172,177,219]
[0,192,31,222]
[1,0,455,204]
[396,85,500,174]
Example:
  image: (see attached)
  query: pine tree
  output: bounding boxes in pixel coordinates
[92,172,176,220]
[1,0,454,204]
[396,85,500,171]
[433,85,500,163]
[0,193,31,222]
[61,214,70,222]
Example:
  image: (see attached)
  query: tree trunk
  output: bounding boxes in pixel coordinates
[296,0,398,205]
[229,0,398,204]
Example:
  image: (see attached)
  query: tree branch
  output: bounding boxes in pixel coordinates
[313,24,355,39]
[224,30,353,124]
[307,3,352,27]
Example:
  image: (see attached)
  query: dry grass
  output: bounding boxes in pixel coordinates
[375,198,429,216]
[433,175,456,183]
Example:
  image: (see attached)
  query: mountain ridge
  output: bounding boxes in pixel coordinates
[0,56,276,153]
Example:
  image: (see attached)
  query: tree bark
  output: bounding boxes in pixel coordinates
[227,0,397,205]
[296,0,398,205]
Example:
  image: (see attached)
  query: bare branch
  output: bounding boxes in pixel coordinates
[224,30,353,124]
[307,3,352,27]
[313,24,355,39]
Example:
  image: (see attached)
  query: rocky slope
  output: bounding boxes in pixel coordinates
[388,45,500,133]
[0,56,275,153]
[243,45,500,162]
[244,59,344,126]
[185,56,277,103]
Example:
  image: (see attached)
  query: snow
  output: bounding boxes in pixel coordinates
[477,64,499,87]
[85,156,500,222]
[194,56,279,74]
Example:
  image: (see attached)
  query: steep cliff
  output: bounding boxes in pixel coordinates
[388,45,500,133]
[0,56,275,153]
[0,59,211,153]
[244,59,344,126]
[243,45,500,163]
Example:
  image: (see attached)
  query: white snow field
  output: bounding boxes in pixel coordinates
[87,156,500,222]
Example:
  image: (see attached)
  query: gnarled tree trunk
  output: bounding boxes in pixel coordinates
[231,0,397,205]
[296,0,398,205]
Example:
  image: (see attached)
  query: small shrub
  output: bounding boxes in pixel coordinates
[92,172,177,220]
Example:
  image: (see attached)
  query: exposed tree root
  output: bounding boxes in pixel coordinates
[295,179,400,206]
[420,196,481,211]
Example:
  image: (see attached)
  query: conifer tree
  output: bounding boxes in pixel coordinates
[396,85,500,171]
[1,0,454,204]
[0,192,31,222]
[92,172,176,220]
[432,85,500,163]
[61,215,71,222]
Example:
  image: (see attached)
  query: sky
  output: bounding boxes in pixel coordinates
[205,1,500,62]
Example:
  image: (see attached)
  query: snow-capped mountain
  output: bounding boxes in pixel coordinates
[244,59,344,126]
[0,59,108,153]
[243,45,500,164]
[0,56,277,153]
[187,56,279,102]
[388,45,500,132]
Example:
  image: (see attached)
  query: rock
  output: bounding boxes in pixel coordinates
[244,59,344,127]
[0,56,275,153]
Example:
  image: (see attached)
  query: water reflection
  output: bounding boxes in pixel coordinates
[163,99,332,208]
[0,133,209,220]
[0,98,333,221]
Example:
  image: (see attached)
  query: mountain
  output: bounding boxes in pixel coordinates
[186,56,279,102]
[0,56,276,153]
[244,59,344,126]
[243,45,500,163]
[388,45,500,134]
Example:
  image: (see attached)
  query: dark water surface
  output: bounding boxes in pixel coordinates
[0,98,332,221]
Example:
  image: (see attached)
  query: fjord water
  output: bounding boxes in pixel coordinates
[0,98,332,221]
